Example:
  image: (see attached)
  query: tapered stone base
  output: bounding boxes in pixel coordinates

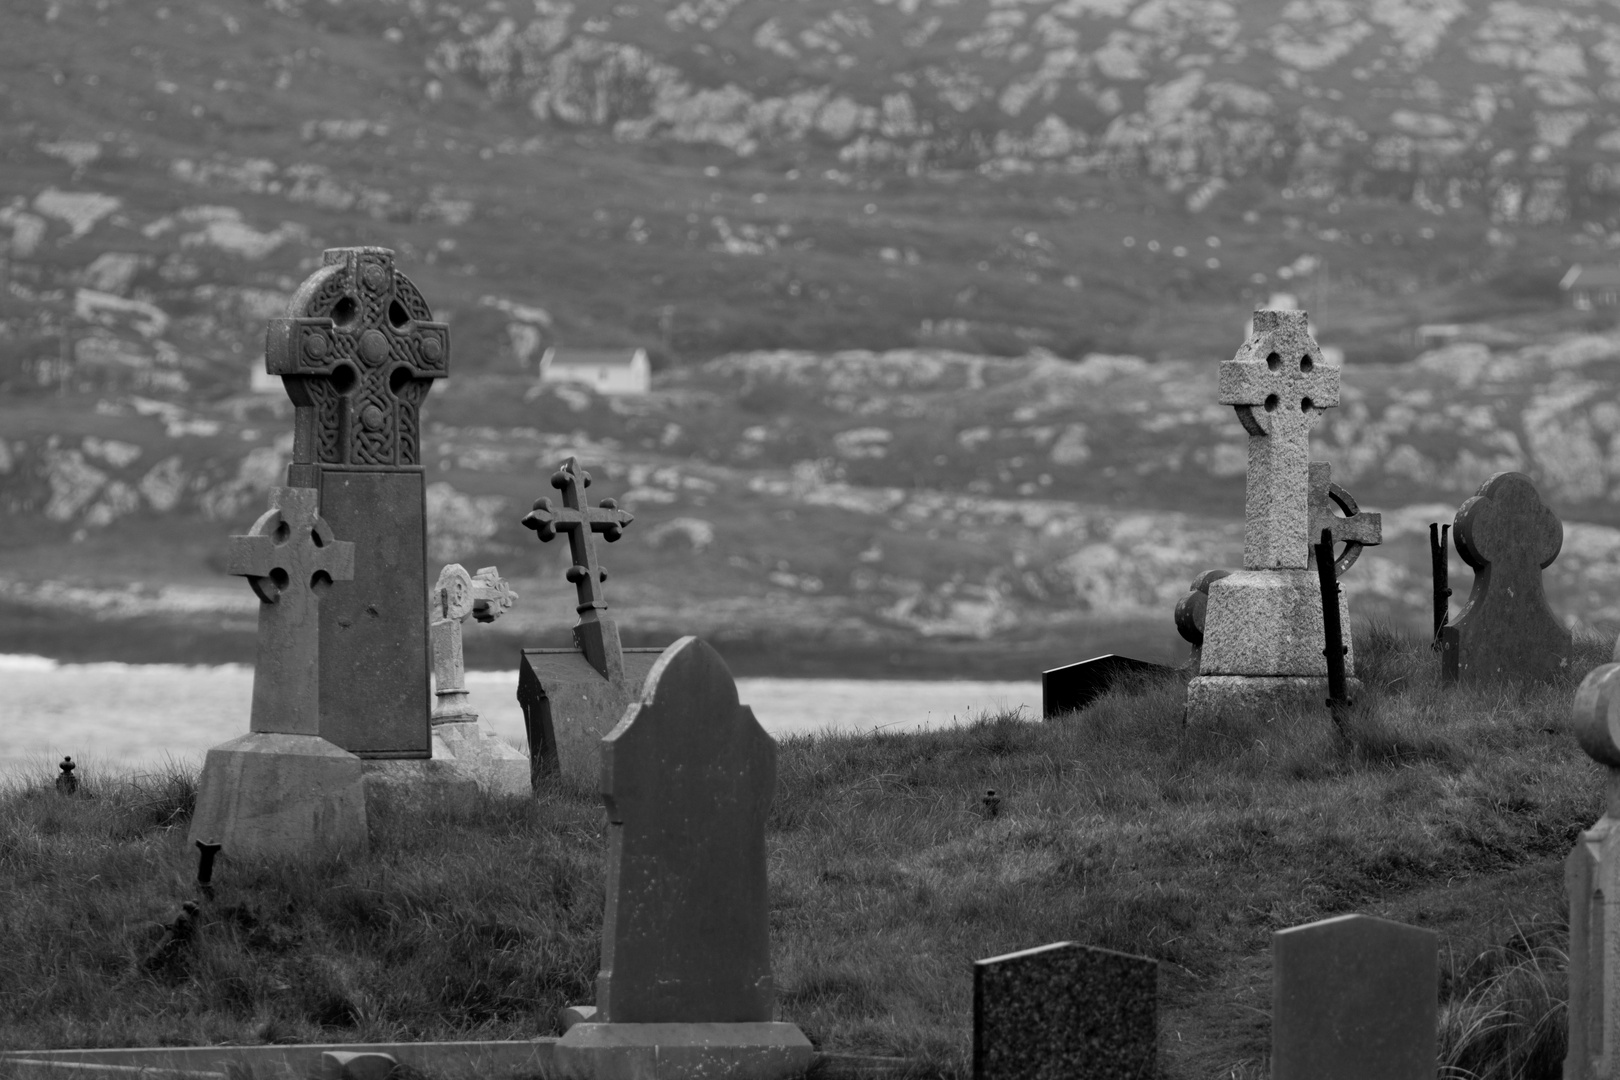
[188,733,368,859]
[551,1024,812,1080]
[1199,569,1355,676]
[1185,675,1363,724]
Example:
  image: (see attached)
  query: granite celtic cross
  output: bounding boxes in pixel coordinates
[1220,309,1341,570]
[227,487,355,736]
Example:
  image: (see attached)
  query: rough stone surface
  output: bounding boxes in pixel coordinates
[1185,675,1364,723]
[227,487,355,737]
[1042,655,1178,720]
[188,733,367,859]
[591,637,777,1025]
[1218,309,1340,571]
[1565,659,1620,1078]
[1271,914,1437,1080]
[428,721,529,797]
[519,647,664,788]
[973,941,1156,1080]
[1444,471,1571,685]
[269,247,448,760]
[1196,570,1354,677]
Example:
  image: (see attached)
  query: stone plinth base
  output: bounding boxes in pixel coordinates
[551,1023,812,1080]
[432,719,530,796]
[188,732,368,859]
[1186,675,1363,724]
[1200,569,1355,675]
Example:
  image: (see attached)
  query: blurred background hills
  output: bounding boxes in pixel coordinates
[5,0,1620,674]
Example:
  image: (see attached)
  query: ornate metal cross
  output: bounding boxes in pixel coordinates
[228,487,355,736]
[265,247,449,471]
[430,564,517,723]
[1219,309,1341,570]
[522,457,635,678]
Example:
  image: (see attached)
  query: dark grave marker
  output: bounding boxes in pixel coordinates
[1439,471,1571,685]
[973,941,1157,1079]
[266,247,448,758]
[1042,654,1177,720]
[1271,913,1437,1080]
[517,457,665,787]
[554,637,811,1080]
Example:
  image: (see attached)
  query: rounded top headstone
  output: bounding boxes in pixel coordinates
[1454,471,1562,572]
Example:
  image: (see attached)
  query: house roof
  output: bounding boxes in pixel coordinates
[545,347,647,368]
[1563,265,1620,289]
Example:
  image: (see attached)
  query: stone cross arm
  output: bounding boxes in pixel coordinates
[228,489,356,604]
[470,565,517,624]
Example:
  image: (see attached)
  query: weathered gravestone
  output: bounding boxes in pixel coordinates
[1565,655,1620,1078]
[1174,569,1232,673]
[552,636,812,1080]
[1187,311,1382,721]
[973,941,1157,1080]
[1438,471,1571,685]
[265,246,448,759]
[517,457,665,788]
[190,486,368,859]
[423,563,527,796]
[1041,655,1178,720]
[1271,913,1436,1080]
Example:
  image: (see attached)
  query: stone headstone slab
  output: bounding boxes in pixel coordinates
[973,941,1157,1080]
[593,636,776,1025]
[268,247,448,760]
[1442,471,1571,685]
[518,647,665,788]
[1271,913,1436,1080]
[1565,660,1620,1077]
[1042,655,1178,720]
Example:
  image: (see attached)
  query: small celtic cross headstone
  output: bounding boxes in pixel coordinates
[1441,471,1570,684]
[1219,309,1341,570]
[227,487,356,735]
[521,456,635,679]
[430,564,516,723]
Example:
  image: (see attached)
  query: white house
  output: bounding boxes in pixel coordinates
[539,347,651,395]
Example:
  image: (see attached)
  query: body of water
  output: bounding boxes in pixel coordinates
[0,654,1042,777]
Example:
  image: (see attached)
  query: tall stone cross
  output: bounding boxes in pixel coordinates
[1220,309,1341,570]
[430,564,517,723]
[521,457,635,680]
[263,246,448,758]
[227,487,356,736]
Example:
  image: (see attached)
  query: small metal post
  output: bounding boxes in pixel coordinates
[1315,528,1352,732]
[195,840,222,901]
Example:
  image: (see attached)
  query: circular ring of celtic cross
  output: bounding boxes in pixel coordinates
[1328,482,1366,578]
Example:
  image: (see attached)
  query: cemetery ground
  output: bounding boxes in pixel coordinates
[0,621,1606,1079]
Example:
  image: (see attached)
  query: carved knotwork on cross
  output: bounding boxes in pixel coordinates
[430,564,517,723]
[522,457,635,679]
[228,487,356,736]
[1306,461,1381,578]
[265,247,449,469]
[1219,309,1341,570]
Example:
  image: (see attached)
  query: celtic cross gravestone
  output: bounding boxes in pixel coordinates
[1187,310,1381,721]
[1439,471,1570,685]
[430,564,517,724]
[517,457,666,787]
[264,246,448,758]
[189,487,368,858]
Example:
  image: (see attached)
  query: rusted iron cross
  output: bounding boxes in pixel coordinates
[522,457,634,678]
[1219,309,1341,570]
[228,487,355,736]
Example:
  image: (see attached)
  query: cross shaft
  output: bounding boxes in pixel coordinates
[1219,309,1341,570]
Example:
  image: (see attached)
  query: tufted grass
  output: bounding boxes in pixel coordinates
[0,620,1610,1078]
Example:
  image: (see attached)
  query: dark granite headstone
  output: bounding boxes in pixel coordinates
[593,636,776,1024]
[973,941,1157,1080]
[517,457,670,787]
[1042,655,1177,720]
[1271,913,1437,1080]
[1440,471,1571,685]
[267,247,447,758]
